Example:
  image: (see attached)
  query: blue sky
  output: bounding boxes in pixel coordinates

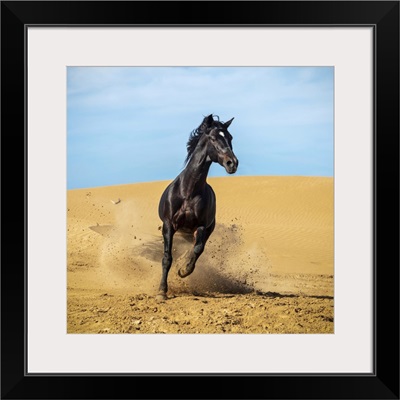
[67,66,333,189]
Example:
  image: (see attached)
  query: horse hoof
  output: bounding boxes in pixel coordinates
[178,268,191,278]
[155,293,167,302]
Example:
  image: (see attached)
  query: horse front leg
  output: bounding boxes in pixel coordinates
[157,222,175,301]
[178,221,215,278]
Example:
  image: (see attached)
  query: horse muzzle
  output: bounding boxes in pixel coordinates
[223,156,239,174]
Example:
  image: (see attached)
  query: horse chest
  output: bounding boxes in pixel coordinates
[172,197,203,231]
[181,198,200,221]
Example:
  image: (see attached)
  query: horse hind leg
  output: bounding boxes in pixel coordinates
[178,221,214,278]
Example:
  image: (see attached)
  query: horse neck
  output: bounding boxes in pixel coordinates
[180,142,212,197]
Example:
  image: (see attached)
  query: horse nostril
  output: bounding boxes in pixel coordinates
[227,160,233,167]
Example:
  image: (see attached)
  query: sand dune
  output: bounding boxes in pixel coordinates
[67,176,334,334]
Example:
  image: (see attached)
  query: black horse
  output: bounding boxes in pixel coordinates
[157,114,239,300]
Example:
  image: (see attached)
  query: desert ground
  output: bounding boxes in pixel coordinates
[67,176,334,334]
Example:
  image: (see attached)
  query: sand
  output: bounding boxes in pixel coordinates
[67,176,334,334]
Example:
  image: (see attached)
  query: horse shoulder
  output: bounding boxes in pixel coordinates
[206,183,216,201]
[159,179,183,219]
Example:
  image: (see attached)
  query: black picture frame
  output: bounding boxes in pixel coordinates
[2,1,399,399]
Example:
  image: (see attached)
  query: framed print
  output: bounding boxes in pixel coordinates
[2,1,399,399]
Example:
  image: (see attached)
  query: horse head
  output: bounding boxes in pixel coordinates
[203,114,239,174]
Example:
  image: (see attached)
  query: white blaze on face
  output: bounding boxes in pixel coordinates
[219,131,225,137]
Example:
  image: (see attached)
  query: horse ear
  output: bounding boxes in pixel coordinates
[201,114,214,134]
[224,117,234,128]
[205,114,214,126]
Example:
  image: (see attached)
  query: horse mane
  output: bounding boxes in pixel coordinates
[184,114,221,165]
